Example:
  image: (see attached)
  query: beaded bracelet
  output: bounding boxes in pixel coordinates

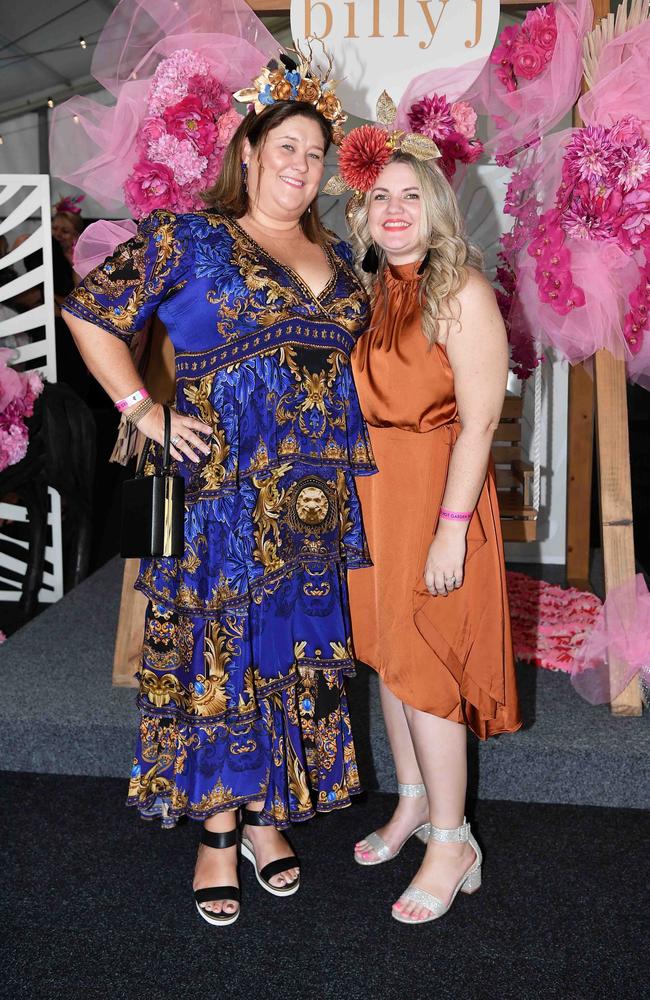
[115,387,149,412]
[439,507,473,522]
[125,396,155,426]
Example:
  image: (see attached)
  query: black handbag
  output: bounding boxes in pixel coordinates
[120,405,185,558]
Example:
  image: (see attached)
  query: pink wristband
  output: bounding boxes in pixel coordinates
[115,388,149,412]
[439,507,473,522]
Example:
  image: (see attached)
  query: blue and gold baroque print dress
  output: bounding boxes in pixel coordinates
[64,209,376,829]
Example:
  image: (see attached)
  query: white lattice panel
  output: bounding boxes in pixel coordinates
[0,174,63,603]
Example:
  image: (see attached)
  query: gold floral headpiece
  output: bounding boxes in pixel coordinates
[233,38,347,144]
[324,92,440,196]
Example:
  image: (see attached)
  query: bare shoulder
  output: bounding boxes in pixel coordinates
[456,266,496,311]
[446,265,506,362]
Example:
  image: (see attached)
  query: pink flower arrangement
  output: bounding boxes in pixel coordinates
[527,117,650,354]
[123,49,241,218]
[494,166,544,379]
[407,94,483,182]
[491,5,558,93]
[0,349,43,473]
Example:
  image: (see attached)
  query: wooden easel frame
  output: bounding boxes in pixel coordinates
[112,0,643,715]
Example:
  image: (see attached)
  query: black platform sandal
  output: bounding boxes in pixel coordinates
[193,828,241,926]
[240,808,301,898]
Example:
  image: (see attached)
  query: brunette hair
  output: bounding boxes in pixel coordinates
[203,101,335,245]
[347,151,483,345]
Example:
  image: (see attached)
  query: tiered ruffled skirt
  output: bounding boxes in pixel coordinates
[127,457,374,827]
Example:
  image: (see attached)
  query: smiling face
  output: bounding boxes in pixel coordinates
[243,114,326,223]
[367,160,428,264]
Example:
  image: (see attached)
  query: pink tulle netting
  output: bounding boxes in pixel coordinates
[571,574,650,704]
[50,0,279,211]
[512,129,641,366]
[473,0,593,159]
[73,220,139,280]
[579,21,650,134]
[396,0,593,160]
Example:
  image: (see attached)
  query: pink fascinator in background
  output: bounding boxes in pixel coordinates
[53,194,85,215]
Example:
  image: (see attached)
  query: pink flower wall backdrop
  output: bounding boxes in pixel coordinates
[0,350,43,474]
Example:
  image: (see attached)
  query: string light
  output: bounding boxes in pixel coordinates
[47,97,54,108]
[79,36,87,50]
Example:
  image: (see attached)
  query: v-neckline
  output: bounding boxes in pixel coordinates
[230,216,337,304]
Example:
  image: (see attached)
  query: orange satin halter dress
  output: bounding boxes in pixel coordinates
[348,262,521,739]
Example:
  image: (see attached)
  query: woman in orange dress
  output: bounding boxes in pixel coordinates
[344,149,522,924]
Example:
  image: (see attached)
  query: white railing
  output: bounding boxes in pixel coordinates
[0,174,63,604]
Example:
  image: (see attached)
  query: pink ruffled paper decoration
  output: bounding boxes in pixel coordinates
[49,0,279,211]
[506,571,603,673]
[571,574,650,704]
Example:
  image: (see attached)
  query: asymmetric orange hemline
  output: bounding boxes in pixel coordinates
[348,262,521,740]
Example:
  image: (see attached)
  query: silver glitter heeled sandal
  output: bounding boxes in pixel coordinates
[392,817,482,924]
[354,782,431,866]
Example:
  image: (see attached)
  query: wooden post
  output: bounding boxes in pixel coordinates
[112,560,147,687]
[594,350,642,715]
[566,364,594,590]
[563,0,642,714]
[111,317,175,687]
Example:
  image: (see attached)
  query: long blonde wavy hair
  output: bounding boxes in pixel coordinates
[347,151,483,345]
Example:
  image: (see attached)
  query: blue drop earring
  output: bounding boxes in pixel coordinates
[241,162,248,192]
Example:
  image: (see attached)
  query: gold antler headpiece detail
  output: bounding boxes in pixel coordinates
[324,91,440,196]
[233,37,347,143]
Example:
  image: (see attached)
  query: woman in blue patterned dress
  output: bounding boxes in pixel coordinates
[62,95,374,926]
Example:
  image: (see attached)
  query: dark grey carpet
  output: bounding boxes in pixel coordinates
[1,771,646,1000]
[1,557,648,808]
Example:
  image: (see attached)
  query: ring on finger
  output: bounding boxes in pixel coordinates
[171,434,181,446]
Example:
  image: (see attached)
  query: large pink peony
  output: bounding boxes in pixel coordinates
[124,160,180,218]
[163,95,217,156]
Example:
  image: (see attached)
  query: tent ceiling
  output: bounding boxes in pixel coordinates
[0,1,291,124]
[0,1,118,120]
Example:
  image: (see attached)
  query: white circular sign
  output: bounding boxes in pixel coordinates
[290,0,500,121]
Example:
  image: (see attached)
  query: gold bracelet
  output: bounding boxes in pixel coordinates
[125,397,155,426]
